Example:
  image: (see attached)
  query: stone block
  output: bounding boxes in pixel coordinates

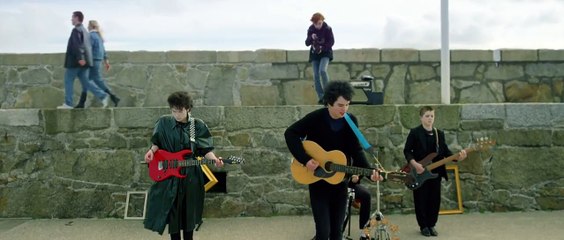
[451,63,477,78]
[43,109,112,134]
[506,104,552,127]
[105,51,129,64]
[20,67,51,84]
[249,64,299,80]
[52,150,135,184]
[166,51,217,63]
[409,65,437,81]
[287,50,309,63]
[451,50,492,62]
[0,54,49,65]
[384,65,407,104]
[255,49,287,63]
[484,64,524,80]
[240,150,288,176]
[492,147,564,189]
[459,84,499,103]
[333,49,380,62]
[13,86,63,108]
[381,49,418,62]
[538,49,564,61]
[127,51,166,63]
[223,106,296,131]
[252,130,287,149]
[497,129,552,146]
[217,51,256,63]
[191,106,224,128]
[525,63,564,77]
[504,81,553,102]
[240,85,280,106]
[551,104,564,127]
[0,109,40,126]
[281,80,317,105]
[501,49,538,62]
[114,107,170,128]
[419,50,440,62]
[348,105,396,128]
[461,104,505,120]
[407,81,441,104]
[38,53,65,66]
[552,130,564,146]
[204,65,237,106]
[536,196,564,210]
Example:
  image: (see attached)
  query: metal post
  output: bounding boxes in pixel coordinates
[440,0,451,104]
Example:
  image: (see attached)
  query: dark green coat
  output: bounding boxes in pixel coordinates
[143,115,214,235]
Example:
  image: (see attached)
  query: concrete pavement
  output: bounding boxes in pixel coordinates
[1,210,563,240]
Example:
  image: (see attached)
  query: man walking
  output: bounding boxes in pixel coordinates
[58,11,109,109]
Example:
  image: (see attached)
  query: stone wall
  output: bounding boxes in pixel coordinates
[1,104,563,218]
[1,49,564,108]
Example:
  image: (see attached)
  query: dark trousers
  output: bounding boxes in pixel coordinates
[310,182,347,240]
[413,177,442,229]
[170,231,193,240]
[352,184,371,229]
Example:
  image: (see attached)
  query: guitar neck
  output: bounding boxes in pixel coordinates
[328,163,374,177]
[177,158,215,167]
[426,147,474,171]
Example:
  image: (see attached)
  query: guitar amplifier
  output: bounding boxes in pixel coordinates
[350,75,384,105]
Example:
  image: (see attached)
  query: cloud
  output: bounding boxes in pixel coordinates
[0,0,563,53]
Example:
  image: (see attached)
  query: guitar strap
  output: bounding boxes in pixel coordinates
[189,116,196,154]
[434,127,439,153]
[343,113,381,167]
[343,113,371,150]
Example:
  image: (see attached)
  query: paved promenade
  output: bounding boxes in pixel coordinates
[1,210,563,240]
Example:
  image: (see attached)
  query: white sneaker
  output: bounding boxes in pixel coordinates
[57,104,73,109]
[102,95,110,108]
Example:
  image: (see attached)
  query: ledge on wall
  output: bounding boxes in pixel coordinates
[1,49,563,66]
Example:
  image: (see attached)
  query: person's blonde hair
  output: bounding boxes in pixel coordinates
[88,20,105,42]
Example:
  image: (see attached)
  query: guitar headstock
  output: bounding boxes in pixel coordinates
[472,137,496,152]
[223,156,245,164]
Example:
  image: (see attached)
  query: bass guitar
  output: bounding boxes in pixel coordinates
[291,140,409,185]
[401,137,495,190]
[148,149,244,182]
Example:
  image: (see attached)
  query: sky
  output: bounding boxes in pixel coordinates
[0,0,563,53]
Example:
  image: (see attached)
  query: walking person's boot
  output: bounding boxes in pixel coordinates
[104,89,120,107]
[75,92,87,108]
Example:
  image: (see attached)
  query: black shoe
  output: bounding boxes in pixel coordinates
[420,227,431,237]
[429,227,438,236]
[74,92,87,108]
[110,94,120,107]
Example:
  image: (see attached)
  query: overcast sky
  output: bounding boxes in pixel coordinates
[1,0,563,53]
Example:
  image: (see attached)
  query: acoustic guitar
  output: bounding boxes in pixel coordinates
[291,140,408,185]
[147,149,244,182]
[401,137,495,190]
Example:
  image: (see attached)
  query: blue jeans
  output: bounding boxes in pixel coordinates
[64,67,107,106]
[88,60,110,92]
[312,57,330,100]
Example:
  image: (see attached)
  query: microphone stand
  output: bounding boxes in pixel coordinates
[363,148,392,240]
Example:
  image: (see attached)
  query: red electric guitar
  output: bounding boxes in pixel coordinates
[147,149,244,182]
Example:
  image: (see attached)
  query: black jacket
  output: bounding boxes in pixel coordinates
[403,125,453,180]
[305,22,334,62]
[64,23,92,68]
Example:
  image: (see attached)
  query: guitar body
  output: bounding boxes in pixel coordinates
[148,149,193,182]
[291,140,348,185]
[403,152,439,190]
